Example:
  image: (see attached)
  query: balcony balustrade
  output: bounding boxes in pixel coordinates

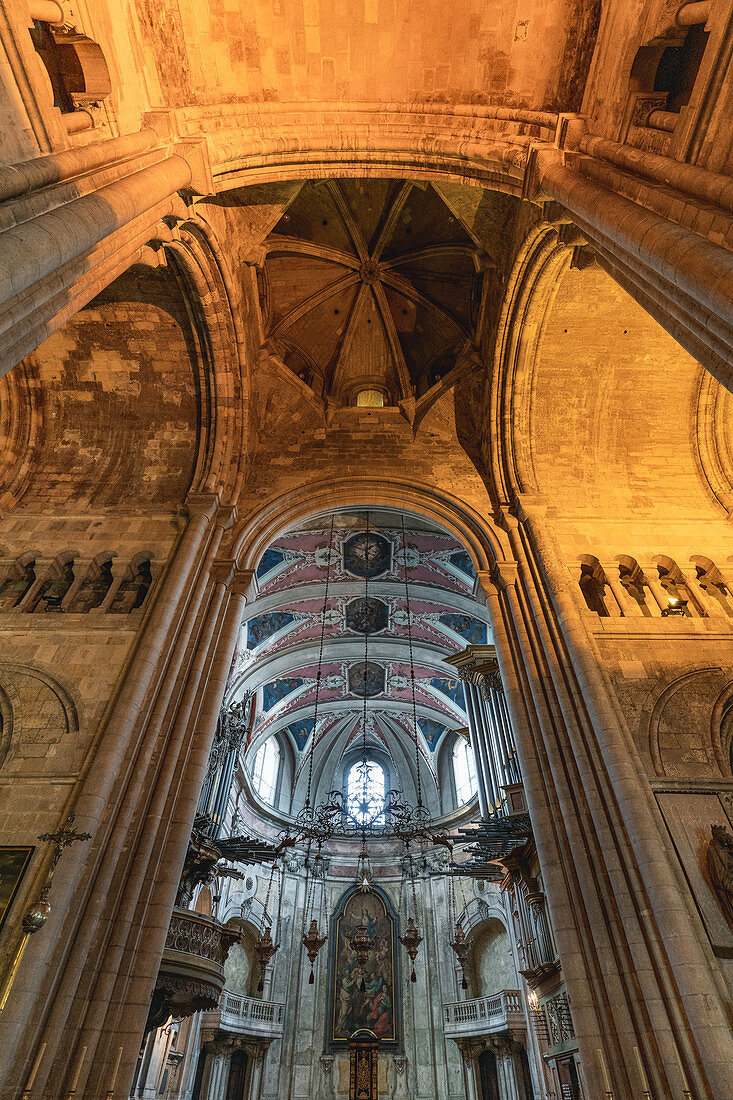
[147,908,240,1031]
[202,990,286,1040]
[443,990,524,1039]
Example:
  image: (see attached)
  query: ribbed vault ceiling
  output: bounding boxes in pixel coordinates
[258,180,488,403]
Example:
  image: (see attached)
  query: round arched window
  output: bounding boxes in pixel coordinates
[251,737,280,805]
[347,760,386,826]
[453,737,477,805]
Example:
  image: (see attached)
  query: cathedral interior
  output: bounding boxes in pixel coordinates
[0,2,732,1099]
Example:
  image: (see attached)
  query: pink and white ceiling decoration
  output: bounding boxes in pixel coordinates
[229,510,492,813]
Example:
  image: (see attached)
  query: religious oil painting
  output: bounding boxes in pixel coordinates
[0,846,33,934]
[330,889,397,1045]
[343,532,391,579]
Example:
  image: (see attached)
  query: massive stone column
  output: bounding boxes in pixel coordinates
[476,496,733,1100]
[0,497,252,1100]
[536,148,733,393]
[0,130,194,373]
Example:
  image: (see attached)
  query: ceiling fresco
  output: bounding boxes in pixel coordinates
[237,514,489,795]
[254,522,477,597]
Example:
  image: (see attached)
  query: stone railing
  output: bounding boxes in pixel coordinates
[202,990,286,1039]
[443,990,524,1039]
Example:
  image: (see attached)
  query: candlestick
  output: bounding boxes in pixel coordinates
[633,1045,651,1098]
[598,1048,614,1099]
[104,1046,123,1099]
[65,1045,86,1098]
[674,1045,691,1099]
[21,1042,46,1098]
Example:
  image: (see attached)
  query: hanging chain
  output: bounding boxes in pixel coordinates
[263,858,278,927]
[274,860,283,938]
[301,839,314,938]
[447,860,456,927]
[361,511,370,769]
[407,851,418,921]
[320,848,330,929]
[401,514,422,807]
[359,510,370,840]
[306,512,336,808]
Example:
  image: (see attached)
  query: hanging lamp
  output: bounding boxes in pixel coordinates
[255,859,281,991]
[301,844,328,983]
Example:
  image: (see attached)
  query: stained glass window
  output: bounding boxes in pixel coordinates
[453,737,477,804]
[251,737,280,805]
[347,760,386,826]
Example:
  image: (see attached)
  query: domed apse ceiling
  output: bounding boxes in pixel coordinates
[231,512,493,806]
[257,180,495,404]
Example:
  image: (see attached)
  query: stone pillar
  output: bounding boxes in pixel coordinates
[0,132,197,373]
[244,1043,267,1099]
[494,1040,521,1100]
[1,494,230,1100]
[641,565,674,615]
[599,562,642,617]
[457,1042,479,1100]
[539,159,733,393]
[487,502,733,1099]
[201,1050,230,1100]
[679,566,721,617]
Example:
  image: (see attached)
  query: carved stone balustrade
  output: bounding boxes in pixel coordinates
[147,908,240,1031]
[443,990,524,1040]
[201,990,286,1040]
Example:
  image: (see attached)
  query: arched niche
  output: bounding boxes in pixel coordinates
[0,662,79,777]
[18,264,200,511]
[469,916,516,1000]
[642,668,733,779]
[221,921,259,999]
[325,886,401,1052]
[437,729,480,815]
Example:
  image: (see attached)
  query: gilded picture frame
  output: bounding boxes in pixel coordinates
[0,846,34,934]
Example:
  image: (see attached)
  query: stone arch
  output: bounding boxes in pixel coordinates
[496,252,724,570]
[577,555,610,616]
[694,368,733,517]
[19,263,201,510]
[710,684,733,777]
[0,662,79,775]
[487,222,573,503]
[164,218,248,502]
[229,477,510,578]
[437,729,480,814]
[0,355,42,516]
[456,900,516,1000]
[641,668,733,779]
[0,681,14,769]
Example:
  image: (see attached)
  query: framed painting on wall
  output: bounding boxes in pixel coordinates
[327,886,401,1049]
[0,846,34,934]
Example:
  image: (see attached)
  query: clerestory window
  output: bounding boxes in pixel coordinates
[346,759,386,826]
[251,737,280,805]
[453,737,478,805]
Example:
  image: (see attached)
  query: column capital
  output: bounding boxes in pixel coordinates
[211,559,254,596]
[184,490,221,519]
[492,561,519,590]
